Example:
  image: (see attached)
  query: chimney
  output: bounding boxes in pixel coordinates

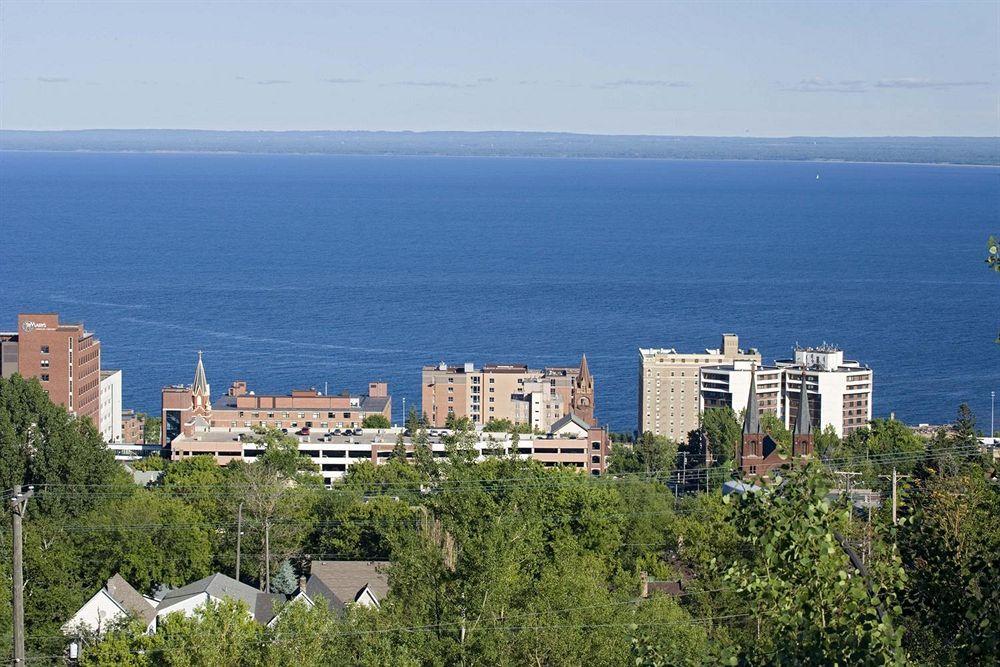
[639,571,649,599]
[298,575,307,594]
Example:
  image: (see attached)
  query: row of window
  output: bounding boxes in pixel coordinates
[237,410,356,419]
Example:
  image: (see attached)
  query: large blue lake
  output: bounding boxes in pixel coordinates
[1,152,997,432]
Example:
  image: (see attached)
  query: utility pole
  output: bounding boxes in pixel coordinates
[235,503,243,582]
[832,471,862,525]
[879,467,911,526]
[991,390,995,439]
[11,486,34,666]
[263,520,271,593]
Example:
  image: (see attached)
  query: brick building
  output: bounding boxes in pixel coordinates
[0,313,103,430]
[161,352,392,445]
[421,355,595,430]
[169,413,610,485]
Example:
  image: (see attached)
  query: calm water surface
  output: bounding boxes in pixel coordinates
[1,152,997,431]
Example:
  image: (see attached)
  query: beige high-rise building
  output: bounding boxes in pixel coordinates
[638,333,760,442]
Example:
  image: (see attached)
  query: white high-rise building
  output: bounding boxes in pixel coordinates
[776,346,873,437]
[99,369,123,443]
[699,346,873,438]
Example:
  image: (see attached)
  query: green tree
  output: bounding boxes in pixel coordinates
[760,412,791,454]
[723,463,906,664]
[814,424,841,457]
[0,374,129,517]
[898,469,1000,663]
[842,418,926,480]
[229,428,320,588]
[142,415,162,445]
[362,413,391,429]
[144,598,263,666]
[404,407,428,431]
[701,407,741,464]
[77,490,214,594]
[608,431,676,476]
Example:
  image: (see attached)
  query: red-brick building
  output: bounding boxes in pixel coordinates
[161,352,392,445]
[739,369,815,478]
[0,313,102,430]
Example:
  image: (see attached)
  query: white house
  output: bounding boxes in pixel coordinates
[549,413,591,438]
[154,573,282,627]
[62,574,157,635]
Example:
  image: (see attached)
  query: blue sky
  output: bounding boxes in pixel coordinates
[1,1,997,135]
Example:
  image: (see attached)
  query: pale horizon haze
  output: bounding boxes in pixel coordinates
[1,1,998,137]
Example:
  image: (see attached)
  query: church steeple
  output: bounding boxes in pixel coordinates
[742,368,761,436]
[191,351,211,412]
[579,353,591,384]
[792,371,814,457]
[571,353,595,425]
[793,372,812,436]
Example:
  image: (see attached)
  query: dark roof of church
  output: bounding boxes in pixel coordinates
[794,373,813,436]
[742,370,761,435]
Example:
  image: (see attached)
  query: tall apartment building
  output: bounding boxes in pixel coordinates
[421,355,594,429]
[100,369,123,443]
[700,360,784,421]
[161,352,392,445]
[775,346,873,437]
[699,345,873,438]
[0,313,103,429]
[638,334,760,442]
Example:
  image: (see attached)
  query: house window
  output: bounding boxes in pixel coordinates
[40,359,49,368]
[40,345,49,354]
[40,374,49,382]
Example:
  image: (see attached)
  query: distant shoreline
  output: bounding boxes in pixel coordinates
[2,148,998,168]
[2,130,996,166]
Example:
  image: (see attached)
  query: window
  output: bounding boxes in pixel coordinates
[40,359,49,368]
[40,345,49,354]
[40,374,49,382]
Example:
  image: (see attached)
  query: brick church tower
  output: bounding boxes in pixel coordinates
[571,353,595,425]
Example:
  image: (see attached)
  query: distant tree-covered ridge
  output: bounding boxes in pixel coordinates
[2,130,997,165]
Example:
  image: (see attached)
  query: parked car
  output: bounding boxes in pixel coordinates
[298,427,311,436]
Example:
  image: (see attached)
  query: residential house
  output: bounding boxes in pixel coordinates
[62,574,158,635]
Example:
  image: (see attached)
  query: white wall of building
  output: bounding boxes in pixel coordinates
[62,590,128,635]
[99,370,123,444]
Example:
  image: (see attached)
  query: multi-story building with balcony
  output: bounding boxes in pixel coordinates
[699,345,873,438]
[421,355,594,429]
[775,346,873,437]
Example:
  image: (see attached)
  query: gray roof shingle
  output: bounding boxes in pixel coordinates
[305,561,389,611]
